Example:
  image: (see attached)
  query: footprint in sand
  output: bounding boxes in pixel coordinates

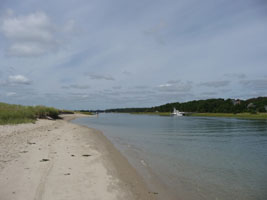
[82,154,91,157]
[40,159,50,162]
[27,141,36,145]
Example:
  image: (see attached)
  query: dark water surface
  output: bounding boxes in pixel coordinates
[73,113,267,200]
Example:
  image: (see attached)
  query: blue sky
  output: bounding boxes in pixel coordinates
[0,0,267,109]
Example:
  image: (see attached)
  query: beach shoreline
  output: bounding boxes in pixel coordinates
[0,114,156,200]
[72,114,178,200]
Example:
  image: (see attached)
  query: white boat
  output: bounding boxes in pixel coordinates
[171,108,184,116]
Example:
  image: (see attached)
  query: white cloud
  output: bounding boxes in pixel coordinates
[157,81,192,92]
[0,11,61,56]
[2,12,53,41]
[159,83,172,88]
[8,75,31,85]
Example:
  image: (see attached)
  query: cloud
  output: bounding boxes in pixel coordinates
[62,84,90,89]
[1,12,52,40]
[67,92,90,100]
[143,20,168,45]
[87,74,115,81]
[0,80,7,87]
[63,19,76,33]
[133,85,149,89]
[112,86,122,90]
[157,81,192,92]
[0,0,266,109]
[7,42,52,56]
[122,70,132,76]
[144,21,167,35]
[159,83,171,87]
[6,92,16,97]
[200,92,217,96]
[0,11,72,56]
[8,75,31,85]
[199,80,230,88]
[166,80,182,84]
[240,79,267,90]
[224,73,246,79]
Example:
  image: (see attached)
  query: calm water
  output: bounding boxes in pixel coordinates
[73,113,267,200]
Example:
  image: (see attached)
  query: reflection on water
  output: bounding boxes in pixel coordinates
[73,113,267,200]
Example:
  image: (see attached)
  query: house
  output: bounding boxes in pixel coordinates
[247,103,255,109]
[232,99,241,106]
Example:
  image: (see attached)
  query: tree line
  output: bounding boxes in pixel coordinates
[106,97,267,113]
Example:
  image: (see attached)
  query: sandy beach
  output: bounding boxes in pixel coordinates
[0,114,156,200]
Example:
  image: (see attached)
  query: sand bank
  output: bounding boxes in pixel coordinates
[0,114,156,200]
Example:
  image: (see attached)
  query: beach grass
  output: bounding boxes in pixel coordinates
[188,112,267,119]
[0,102,62,125]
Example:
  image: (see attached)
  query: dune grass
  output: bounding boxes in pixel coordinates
[0,102,61,125]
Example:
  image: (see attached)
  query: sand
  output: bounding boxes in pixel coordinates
[0,114,156,200]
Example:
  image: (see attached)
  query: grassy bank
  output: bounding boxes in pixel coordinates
[127,111,267,119]
[188,112,267,119]
[0,102,64,125]
[75,111,93,115]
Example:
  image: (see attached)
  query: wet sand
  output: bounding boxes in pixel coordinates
[0,114,156,200]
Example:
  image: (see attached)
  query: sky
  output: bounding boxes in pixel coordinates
[0,0,267,109]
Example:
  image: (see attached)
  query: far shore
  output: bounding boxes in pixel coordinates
[0,114,156,200]
[126,112,267,119]
[186,112,267,119]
